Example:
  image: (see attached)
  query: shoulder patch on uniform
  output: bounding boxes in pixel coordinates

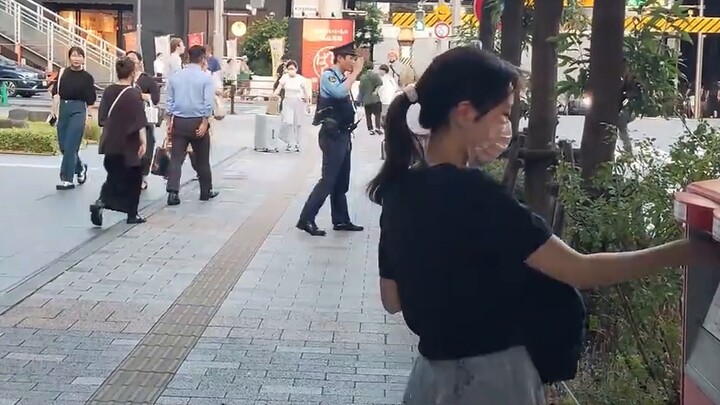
[327,75,338,83]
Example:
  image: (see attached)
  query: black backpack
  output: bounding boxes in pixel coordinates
[521,267,588,384]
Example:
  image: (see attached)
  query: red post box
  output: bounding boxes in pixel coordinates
[675,180,720,405]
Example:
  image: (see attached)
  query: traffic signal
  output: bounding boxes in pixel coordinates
[415,9,425,31]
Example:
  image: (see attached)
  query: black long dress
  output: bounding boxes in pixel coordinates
[97,84,148,216]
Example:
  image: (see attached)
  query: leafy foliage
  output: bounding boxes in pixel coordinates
[555,2,688,118]
[355,4,383,50]
[240,16,289,76]
[552,123,720,404]
[0,122,59,154]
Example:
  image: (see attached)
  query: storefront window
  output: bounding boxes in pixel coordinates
[188,9,252,48]
[56,9,128,49]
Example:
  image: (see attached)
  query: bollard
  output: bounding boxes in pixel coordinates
[230,83,236,115]
[0,82,8,107]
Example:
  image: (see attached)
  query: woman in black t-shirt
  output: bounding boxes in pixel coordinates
[368,47,713,404]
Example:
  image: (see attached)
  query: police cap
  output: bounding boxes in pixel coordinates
[330,42,358,57]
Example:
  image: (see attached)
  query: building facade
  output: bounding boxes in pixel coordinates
[40,0,288,65]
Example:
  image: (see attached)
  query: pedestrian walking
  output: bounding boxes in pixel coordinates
[165,45,218,206]
[126,51,160,190]
[296,42,365,236]
[167,37,185,78]
[368,46,718,404]
[358,61,383,135]
[50,46,96,190]
[378,64,398,123]
[273,60,311,152]
[90,56,148,226]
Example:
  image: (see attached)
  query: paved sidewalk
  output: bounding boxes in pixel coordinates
[0,109,264,297]
[0,129,417,405]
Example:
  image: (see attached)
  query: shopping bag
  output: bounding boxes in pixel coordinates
[213,95,226,120]
[150,145,170,177]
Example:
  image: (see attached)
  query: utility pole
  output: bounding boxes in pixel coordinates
[694,0,705,119]
[136,0,142,53]
[213,0,225,60]
[452,0,462,47]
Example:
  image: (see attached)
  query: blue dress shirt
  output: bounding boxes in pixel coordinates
[167,64,214,118]
[319,67,348,99]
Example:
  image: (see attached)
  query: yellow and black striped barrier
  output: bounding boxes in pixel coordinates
[391,12,478,28]
[624,16,720,33]
[392,12,720,35]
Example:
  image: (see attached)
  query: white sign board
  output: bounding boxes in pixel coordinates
[434,22,450,39]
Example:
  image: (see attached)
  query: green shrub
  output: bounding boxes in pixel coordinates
[84,121,101,143]
[0,122,58,154]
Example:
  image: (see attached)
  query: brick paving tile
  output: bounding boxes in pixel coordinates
[0,131,416,404]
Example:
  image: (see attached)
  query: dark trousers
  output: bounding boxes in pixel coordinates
[141,125,156,176]
[299,132,351,225]
[166,117,212,195]
[57,100,86,182]
[364,102,382,131]
[100,155,142,217]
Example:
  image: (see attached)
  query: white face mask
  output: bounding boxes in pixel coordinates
[468,121,512,166]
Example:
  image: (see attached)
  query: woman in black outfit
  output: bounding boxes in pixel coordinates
[369,46,716,404]
[126,51,160,190]
[90,57,148,226]
[50,46,96,190]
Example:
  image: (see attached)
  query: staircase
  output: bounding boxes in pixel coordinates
[0,0,124,84]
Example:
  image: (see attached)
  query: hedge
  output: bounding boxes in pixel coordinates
[0,120,101,155]
[0,122,58,155]
[84,121,101,143]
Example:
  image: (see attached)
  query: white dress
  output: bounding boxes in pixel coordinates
[277,74,309,150]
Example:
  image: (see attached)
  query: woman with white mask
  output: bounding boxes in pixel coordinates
[273,60,310,152]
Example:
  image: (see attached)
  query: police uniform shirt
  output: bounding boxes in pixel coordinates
[319,67,349,99]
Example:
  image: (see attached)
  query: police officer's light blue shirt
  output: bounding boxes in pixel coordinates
[319,67,348,99]
[166,64,214,118]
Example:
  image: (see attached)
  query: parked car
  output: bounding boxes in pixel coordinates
[0,56,49,98]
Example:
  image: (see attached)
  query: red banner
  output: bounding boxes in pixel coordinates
[300,19,355,91]
[187,32,204,48]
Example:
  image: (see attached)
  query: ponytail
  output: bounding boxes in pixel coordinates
[367,92,421,204]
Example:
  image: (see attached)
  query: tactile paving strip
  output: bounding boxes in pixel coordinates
[86,156,316,404]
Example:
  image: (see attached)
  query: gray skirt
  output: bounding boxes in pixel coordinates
[402,346,546,405]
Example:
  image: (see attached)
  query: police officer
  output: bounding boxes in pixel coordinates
[296,42,365,236]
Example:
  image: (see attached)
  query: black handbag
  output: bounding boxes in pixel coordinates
[522,268,588,383]
[150,144,170,177]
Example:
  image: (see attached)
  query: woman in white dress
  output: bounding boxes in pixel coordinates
[273,60,310,152]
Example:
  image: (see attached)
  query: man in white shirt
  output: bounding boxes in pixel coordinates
[153,53,165,77]
[167,37,185,78]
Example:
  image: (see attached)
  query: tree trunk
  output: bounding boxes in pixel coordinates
[500,0,525,192]
[580,0,625,180]
[523,0,563,221]
[479,1,496,51]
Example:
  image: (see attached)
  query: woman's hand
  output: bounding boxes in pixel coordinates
[138,141,147,159]
[141,93,151,102]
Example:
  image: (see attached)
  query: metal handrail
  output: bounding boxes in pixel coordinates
[0,0,119,81]
[16,0,124,58]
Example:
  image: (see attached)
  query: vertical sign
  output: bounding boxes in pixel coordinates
[300,19,355,91]
[187,32,204,47]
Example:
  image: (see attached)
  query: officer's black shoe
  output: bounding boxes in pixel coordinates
[333,223,364,232]
[200,190,219,201]
[167,192,181,206]
[296,220,326,236]
[89,200,104,227]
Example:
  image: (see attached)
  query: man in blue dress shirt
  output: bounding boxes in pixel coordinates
[297,42,365,236]
[165,45,218,206]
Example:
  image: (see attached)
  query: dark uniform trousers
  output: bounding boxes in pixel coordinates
[299,131,352,225]
[166,116,212,195]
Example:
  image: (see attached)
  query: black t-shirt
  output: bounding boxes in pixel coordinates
[51,68,96,105]
[378,164,552,360]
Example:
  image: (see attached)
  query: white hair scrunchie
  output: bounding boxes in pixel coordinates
[401,84,431,135]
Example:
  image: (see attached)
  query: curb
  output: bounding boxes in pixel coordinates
[0,146,248,315]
